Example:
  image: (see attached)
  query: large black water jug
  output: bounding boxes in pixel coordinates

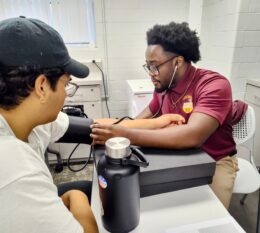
[97,137,149,233]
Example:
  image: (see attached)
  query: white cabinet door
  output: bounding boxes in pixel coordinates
[245,82,260,166]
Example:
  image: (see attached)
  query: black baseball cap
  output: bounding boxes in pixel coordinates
[0,16,89,78]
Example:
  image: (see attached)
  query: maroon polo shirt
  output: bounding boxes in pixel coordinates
[149,64,236,161]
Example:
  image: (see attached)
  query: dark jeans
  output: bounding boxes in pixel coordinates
[57,180,92,202]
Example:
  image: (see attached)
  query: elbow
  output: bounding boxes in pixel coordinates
[193,141,203,149]
[172,139,201,150]
[182,136,205,149]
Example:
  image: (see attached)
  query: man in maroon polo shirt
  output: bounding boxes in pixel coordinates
[91,22,238,209]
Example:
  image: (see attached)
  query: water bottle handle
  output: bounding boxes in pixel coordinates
[121,147,149,168]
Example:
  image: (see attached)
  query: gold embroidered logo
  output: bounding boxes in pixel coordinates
[182,95,193,113]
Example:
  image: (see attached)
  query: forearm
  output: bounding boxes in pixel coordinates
[91,112,216,147]
[63,190,98,233]
[125,112,218,149]
[119,118,159,129]
[95,118,160,129]
[126,125,202,149]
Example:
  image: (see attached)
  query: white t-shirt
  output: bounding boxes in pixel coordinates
[0,112,84,233]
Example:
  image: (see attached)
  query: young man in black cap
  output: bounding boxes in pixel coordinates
[0,17,98,233]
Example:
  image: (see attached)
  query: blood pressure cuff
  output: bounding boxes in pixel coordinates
[58,116,93,144]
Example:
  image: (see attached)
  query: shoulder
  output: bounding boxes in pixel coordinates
[196,68,230,85]
[194,68,232,95]
[0,135,36,158]
[0,136,50,189]
[32,111,69,144]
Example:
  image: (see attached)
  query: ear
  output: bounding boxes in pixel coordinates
[34,75,49,103]
[175,56,185,68]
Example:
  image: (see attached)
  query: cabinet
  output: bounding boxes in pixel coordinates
[48,68,103,163]
[126,79,154,118]
[245,79,260,166]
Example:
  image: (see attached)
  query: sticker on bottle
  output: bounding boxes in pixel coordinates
[98,175,107,189]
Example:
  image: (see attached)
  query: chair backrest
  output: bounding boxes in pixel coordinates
[233,105,256,165]
[232,105,256,146]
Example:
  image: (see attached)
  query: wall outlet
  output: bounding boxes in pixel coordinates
[78,59,109,99]
[79,59,102,70]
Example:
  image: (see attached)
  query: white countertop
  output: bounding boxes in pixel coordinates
[91,170,232,233]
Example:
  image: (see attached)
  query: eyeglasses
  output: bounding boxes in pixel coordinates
[65,82,79,97]
[143,55,178,75]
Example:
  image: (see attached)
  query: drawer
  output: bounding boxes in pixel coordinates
[59,143,91,160]
[66,85,101,102]
[62,101,102,119]
[245,84,260,106]
[128,93,153,117]
[83,101,102,119]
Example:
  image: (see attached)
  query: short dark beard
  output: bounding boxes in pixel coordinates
[154,85,168,93]
[154,78,177,93]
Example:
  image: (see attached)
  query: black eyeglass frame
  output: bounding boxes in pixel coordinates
[143,55,179,75]
[66,81,79,97]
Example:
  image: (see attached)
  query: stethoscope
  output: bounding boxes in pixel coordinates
[151,65,197,119]
[151,64,178,118]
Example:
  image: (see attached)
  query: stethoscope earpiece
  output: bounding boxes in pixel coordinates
[167,64,178,90]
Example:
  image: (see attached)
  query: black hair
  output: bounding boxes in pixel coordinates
[0,66,65,110]
[146,22,201,63]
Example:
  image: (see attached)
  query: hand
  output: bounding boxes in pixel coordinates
[90,123,129,145]
[154,114,185,128]
[61,190,99,233]
[61,190,90,210]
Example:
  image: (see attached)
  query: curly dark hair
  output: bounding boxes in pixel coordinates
[0,66,65,110]
[146,22,201,63]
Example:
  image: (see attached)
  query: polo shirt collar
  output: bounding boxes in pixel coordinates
[169,63,196,95]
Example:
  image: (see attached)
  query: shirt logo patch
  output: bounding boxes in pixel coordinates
[182,95,193,114]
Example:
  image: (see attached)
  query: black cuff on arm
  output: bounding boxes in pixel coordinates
[57,116,93,144]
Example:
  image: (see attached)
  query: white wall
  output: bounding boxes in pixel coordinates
[188,0,203,34]
[103,0,190,117]
[1,0,259,116]
[198,0,260,100]
[198,0,241,79]
[70,0,190,118]
[68,0,260,117]
[232,0,260,99]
